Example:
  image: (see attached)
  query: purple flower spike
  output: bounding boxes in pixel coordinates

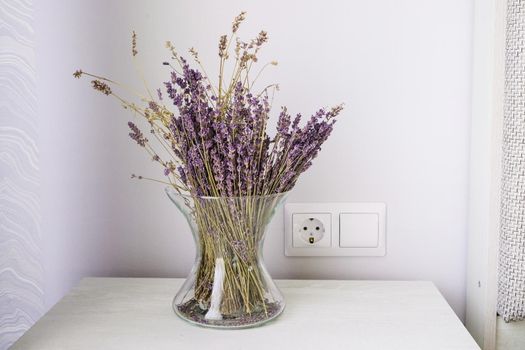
[84,27,343,197]
[128,122,148,147]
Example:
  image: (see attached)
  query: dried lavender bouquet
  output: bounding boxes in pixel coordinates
[75,12,343,327]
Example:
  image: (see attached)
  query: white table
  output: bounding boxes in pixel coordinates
[12,278,480,350]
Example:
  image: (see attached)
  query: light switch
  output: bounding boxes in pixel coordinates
[339,213,379,248]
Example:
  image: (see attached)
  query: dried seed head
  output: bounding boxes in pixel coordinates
[327,104,344,119]
[255,31,268,46]
[91,80,112,95]
[240,51,257,67]
[218,35,228,58]
[131,31,138,56]
[234,38,241,58]
[73,69,83,78]
[232,11,246,33]
[165,41,178,58]
[189,47,198,60]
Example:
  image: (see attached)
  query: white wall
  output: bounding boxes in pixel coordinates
[37,0,474,320]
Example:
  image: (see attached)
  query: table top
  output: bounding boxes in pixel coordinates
[12,278,480,350]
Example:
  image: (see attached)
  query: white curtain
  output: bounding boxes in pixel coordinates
[498,0,525,322]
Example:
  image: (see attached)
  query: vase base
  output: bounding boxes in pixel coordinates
[173,298,285,329]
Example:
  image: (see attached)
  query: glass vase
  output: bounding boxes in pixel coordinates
[166,187,288,329]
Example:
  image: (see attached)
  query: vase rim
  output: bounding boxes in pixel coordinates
[165,186,290,200]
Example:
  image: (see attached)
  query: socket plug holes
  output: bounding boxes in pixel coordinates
[300,217,325,245]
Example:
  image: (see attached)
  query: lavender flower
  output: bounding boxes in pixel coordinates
[231,240,250,262]
[75,12,343,197]
[128,122,148,147]
[131,31,138,56]
[74,13,345,330]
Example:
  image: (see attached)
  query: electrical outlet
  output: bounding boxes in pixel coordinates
[292,213,331,247]
[285,202,386,257]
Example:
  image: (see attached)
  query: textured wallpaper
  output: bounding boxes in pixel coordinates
[0,0,43,348]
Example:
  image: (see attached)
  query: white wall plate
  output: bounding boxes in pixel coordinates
[284,202,386,257]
